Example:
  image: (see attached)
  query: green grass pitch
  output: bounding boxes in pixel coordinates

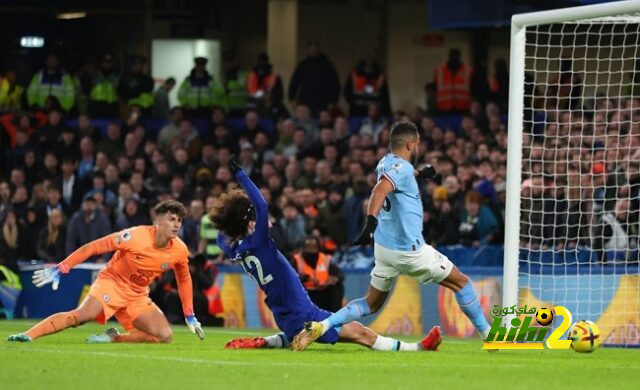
[1,320,639,390]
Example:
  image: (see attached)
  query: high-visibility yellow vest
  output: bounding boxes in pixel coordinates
[27,70,75,111]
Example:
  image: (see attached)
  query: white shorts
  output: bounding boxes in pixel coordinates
[370,243,454,292]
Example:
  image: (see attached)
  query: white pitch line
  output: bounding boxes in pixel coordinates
[0,346,530,369]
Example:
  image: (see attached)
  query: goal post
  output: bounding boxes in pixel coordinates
[505,0,640,347]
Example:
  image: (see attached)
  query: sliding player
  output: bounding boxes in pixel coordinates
[212,156,441,351]
[293,121,490,350]
[7,200,204,343]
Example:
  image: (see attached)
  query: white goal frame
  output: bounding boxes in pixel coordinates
[504,0,640,315]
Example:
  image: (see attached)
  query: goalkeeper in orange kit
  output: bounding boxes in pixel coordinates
[7,200,204,343]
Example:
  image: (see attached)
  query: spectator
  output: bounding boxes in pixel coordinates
[489,58,509,110]
[0,69,24,111]
[199,195,223,262]
[292,104,319,142]
[0,182,11,216]
[116,198,150,230]
[359,102,388,143]
[433,48,473,114]
[547,58,582,110]
[424,186,460,246]
[458,190,499,247]
[279,204,306,255]
[36,208,66,261]
[75,113,101,143]
[222,50,248,116]
[344,55,391,116]
[0,208,29,272]
[152,77,176,120]
[53,121,77,156]
[180,198,205,256]
[77,136,95,181]
[592,198,633,262]
[178,57,226,118]
[291,236,344,312]
[37,152,59,184]
[27,52,75,112]
[75,57,97,114]
[117,55,154,115]
[89,54,120,118]
[65,195,111,261]
[10,185,29,222]
[33,109,63,153]
[315,184,347,248]
[288,41,340,115]
[247,53,286,118]
[157,107,183,154]
[176,119,202,161]
[96,122,124,158]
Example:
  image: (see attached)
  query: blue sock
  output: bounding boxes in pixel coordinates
[455,282,490,335]
[321,297,371,332]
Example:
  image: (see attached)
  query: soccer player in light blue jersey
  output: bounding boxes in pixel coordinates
[293,121,491,351]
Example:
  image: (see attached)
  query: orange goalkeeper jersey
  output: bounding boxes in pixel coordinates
[58,225,194,315]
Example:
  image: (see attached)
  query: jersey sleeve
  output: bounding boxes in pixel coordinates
[236,170,269,243]
[173,247,194,316]
[380,160,410,191]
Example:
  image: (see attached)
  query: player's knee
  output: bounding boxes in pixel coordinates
[157,327,173,343]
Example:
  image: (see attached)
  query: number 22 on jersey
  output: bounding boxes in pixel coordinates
[241,255,273,286]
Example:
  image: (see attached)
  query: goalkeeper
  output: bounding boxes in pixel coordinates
[7,200,204,343]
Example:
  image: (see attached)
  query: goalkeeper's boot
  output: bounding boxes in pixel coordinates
[225,337,268,349]
[7,333,32,342]
[420,326,442,351]
[86,327,120,343]
[291,321,323,351]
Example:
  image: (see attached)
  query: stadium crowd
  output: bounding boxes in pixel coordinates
[0,42,638,289]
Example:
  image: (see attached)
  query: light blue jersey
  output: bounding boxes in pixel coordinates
[374,153,425,251]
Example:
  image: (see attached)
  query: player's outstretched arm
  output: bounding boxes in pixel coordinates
[34,232,121,290]
[353,177,394,246]
[228,154,269,240]
[174,258,204,340]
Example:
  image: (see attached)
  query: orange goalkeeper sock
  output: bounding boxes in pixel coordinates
[25,311,79,340]
[114,330,159,343]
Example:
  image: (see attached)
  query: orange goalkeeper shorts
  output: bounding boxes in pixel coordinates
[88,274,159,331]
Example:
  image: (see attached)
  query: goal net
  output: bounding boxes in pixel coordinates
[505,1,640,347]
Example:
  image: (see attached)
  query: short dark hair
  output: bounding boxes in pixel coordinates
[153,200,187,220]
[389,121,418,150]
[208,189,254,238]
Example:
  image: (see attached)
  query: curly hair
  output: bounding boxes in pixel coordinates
[208,189,254,238]
[153,200,187,220]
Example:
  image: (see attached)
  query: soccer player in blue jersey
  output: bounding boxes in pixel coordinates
[292,121,491,351]
[210,155,442,352]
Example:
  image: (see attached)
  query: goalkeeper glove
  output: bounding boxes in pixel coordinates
[33,265,62,290]
[185,314,205,340]
[352,215,378,246]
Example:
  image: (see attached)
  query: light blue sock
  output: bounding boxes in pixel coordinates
[320,297,371,333]
[455,282,490,336]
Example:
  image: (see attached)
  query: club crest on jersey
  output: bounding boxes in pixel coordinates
[161,262,169,270]
[115,230,132,244]
[102,294,110,303]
